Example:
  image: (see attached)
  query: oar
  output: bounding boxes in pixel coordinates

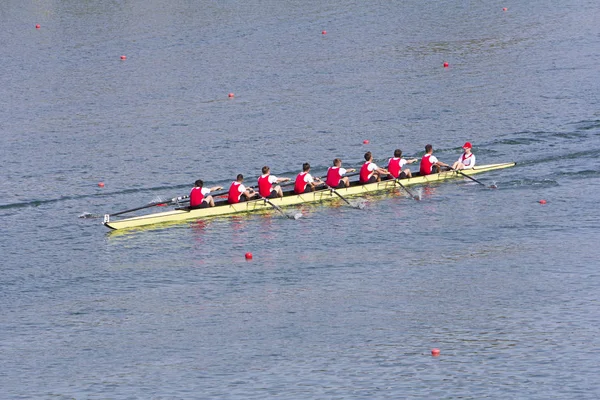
[261,197,297,219]
[109,195,190,217]
[109,187,230,217]
[325,184,353,206]
[315,171,363,208]
[451,168,497,188]
[261,197,299,219]
[394,178,419,200]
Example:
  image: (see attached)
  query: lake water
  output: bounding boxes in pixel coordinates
[2,0,600,398]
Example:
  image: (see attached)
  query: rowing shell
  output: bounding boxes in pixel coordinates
[103,162,515,230]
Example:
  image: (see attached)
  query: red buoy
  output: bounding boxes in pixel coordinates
[443,62,449,68]
[35,24,41,29]
[245,252,253,260]
[120,55,126,60]
[503,7,508,11]
[431,348,440,356]
[363,139,370,144]
[539,199,547,204]
[98,182,105,188]
[322,30,327,35]
[228,93,235,98]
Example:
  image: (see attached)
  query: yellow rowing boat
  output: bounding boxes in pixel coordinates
[103,162,515,230]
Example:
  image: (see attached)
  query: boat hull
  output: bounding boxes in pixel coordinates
[103,162,515,230]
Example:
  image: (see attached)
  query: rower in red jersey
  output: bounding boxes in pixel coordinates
[359,151,389,184]
[228,174,257,204]
[419,144,449,175]
[451,142,476,170]
[325,158,355,188]
[257,166,290,198]
[294,163,323,194]
[189,179,223,209]
[387,149,418,179]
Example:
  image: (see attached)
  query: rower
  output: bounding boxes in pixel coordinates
[258,166,290,198]
[294,163,323,194]
[451,142,476,170]
[189,179,223,209]
[359,151,389,183]
[325,158,355,188]
[387,149,418,179]
[419,144,449,175]
[228,174,257,204]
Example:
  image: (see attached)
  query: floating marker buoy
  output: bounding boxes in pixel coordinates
[228,93,235,98]
[322,30,327,35]
[539,199,547,204]
[431,348,440,356]
[35,24,41,29]
[363,139,370,144]
[503,7,508,11]
[245,252,253,260]
[120,55,126,60]
[98,182,105,188]
[443,62,449,68]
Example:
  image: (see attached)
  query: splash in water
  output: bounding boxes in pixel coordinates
[79,212,102,219]
[415,188,423,201]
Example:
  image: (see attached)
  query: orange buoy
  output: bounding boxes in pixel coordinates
[98,182,105,188]
[431,348,440,356]
[245,252,253,260]
[539,199,547,204]
[443,62,449,68]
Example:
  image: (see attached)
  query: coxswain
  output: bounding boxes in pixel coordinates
[451,142,476,170]
[228,174,257,204]
[325,158,355,188]
[387,149,418,179]
[359,151,389,184]
[189,179,223,209]
[294,163,323,194]
[257,166,290,198]
[419,144,449,175]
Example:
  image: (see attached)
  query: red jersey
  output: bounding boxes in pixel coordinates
[228,181,243,204]
[325,167,342,187]
[420,154,434,175]
[189,187,206,207]
[359,162,372,183]
[257,175,273,198]
[387,158,405,179]
[294,172,309,194]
